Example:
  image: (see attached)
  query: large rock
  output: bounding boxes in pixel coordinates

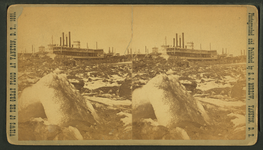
[18,72,100,126]
[133,74,210,128]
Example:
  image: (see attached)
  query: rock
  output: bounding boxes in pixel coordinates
[18,72,100,126]
[34,122,61,140]
[133,74,210,128]
[179,80,197,93]
[54,126,83,140]
[70,79,84,91]
[169,127,190,140]
[119,78,132,99]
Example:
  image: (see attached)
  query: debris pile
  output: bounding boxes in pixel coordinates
[18,55,132,140]
[132,56,246,140]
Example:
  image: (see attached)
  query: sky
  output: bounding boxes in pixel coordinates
[17,5,247,56]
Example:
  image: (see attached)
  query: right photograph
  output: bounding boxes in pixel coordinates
[131,6,247,140]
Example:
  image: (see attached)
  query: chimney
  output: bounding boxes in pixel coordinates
[127,49,129,54]
[109,47,111,53]
[60,37,61,46]
[222,48,224,54]
[112,47,114,53]
[165,36,167,45]
[179,35,181,48]
[182,32,184,48]
[69,32,71,47]
[130,48,132,55]
[66,35,68,47]
[96,42,98,49]
[173,38,175,47]
[241,50,243,55]
[62,32,64,46]
[145,46,147,53]
[176,33,178,47]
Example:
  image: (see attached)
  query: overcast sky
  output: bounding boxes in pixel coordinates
[18,5,247,56]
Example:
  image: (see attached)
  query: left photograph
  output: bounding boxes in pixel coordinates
[17,6,133,140]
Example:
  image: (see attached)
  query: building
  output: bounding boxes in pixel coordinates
[152,47,158,54]
[39,46,45,53]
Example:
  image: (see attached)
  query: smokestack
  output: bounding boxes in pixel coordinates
[62,32,64,46]
[241,50,243,55]
[112,47,114,53]
[96,42,98,49]
[222,48,224,54]
[69,32,71,47]
[32,45,33,53]
[66,35,68,47]
[145,46,147,53]
[179,35,181,48]
[109,47,110,53]
[127,49,129,54]
[165,36,167,45]
[130,48,132,55]
[182,32,184,48]
[226,48,227,54]
[176,33,178,47]
[173,38,175,47]
[60,37,61,46]
[87,43,89,49]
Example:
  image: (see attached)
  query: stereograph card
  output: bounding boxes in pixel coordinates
[6,5,258,145]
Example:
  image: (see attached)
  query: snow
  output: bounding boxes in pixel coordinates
[83,80,120,90]
[84,96,132,106]
[196,80,232,91]
[117,112,132,126]
[143,118,159,126]
[227,113,246,127]
[196,97,245,107]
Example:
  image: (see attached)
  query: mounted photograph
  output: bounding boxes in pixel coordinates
[6,5,258,145]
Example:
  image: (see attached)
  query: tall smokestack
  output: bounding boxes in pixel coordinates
[165,36,167,45]
[62,32,64,46]
[145,46,147,53]
[241,50,243,55]
[109,47,111,53]
[69,32,71,47]
[60,37,61,46]
[182,32,184,48]
[173,38,175,47]
[112,47,114,53]
[66,35,68,47]
[130,48,132,55]
[179,35,181,48]
[222,48,224,54]
[96,42,98,49]
[127,49,129,54]
[176,33,178,47]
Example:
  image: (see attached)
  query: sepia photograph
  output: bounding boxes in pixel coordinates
[131,6,247,140]
[6,5,258,145]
